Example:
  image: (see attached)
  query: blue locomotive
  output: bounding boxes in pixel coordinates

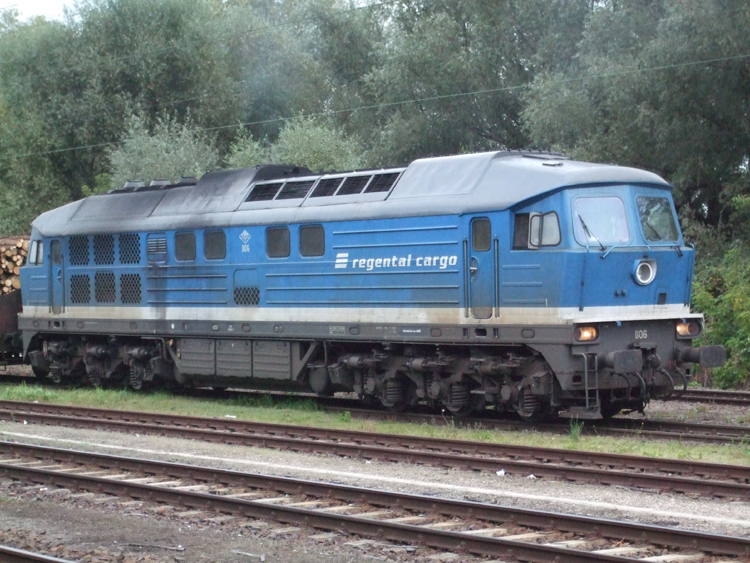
[19,151,724,419]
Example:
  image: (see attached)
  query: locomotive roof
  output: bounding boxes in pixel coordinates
[32,151,670,236]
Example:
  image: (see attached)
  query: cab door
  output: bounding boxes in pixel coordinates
[468,217,493,319]
[49,239,64,314]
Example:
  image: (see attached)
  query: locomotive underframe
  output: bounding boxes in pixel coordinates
[22,314,719,420]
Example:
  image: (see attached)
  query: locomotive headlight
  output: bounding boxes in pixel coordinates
[633,259,657,285]
[574,326,598,342]
[676,320,701,337]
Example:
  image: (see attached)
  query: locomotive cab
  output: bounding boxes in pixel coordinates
[505,182,724,419]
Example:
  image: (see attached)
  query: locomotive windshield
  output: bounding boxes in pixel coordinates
[573,196,630,247]
[636,196,679,242]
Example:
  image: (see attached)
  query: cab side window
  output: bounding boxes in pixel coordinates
[29,240,43,265]
[514,212,560,250]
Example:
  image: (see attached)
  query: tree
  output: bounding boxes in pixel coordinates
[109,112,218,189]
[522,0,750,227]
[362,0,591,164]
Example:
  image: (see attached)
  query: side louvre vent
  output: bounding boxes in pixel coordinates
[245,183,281,202]
[310,178,341,198]
[146,234,167,263]
[119,233,141,264]
[93,234,115,265]
[69,236,90,266]
[365,172,400,193]
[95,271,116,303]
[336,176,371,196]
[276,180,315,200]
[70,275,90,304]
[120,273,142,304]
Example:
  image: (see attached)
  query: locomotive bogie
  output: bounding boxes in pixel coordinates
[18,151,725,419]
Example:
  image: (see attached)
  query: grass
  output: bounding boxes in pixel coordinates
[0,383,749,467]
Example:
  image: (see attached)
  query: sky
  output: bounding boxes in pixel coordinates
[0,0,71,21]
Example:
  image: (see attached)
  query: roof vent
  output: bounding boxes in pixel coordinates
[174,177,198,187]
[108,180,145,194]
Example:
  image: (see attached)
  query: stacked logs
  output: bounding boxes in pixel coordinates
[0,237,29,293]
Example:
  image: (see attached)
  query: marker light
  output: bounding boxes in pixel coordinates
[633,260,657,285]
[574,326,599,342]
[676,321,701,337]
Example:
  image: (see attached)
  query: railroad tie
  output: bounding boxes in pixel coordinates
[464,527,509,537]
[641,555,704,562]
[594,546,653,556]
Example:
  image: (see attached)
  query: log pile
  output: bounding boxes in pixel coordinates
[0,237,29,294]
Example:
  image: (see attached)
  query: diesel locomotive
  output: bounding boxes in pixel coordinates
[19,151,724,419]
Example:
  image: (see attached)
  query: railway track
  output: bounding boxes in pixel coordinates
[319,405,750,445]
[1,440,749,563]
[672,389,750,407]
[0,545,74,563]
[0,400,748,500]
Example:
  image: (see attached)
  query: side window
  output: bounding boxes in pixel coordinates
[37,241,44,265]
[204,230,226,260]
[541,212,561,246]
[51,240,61,265]
[299,225,325,257]
[175,232,196,261]
[471,218,491,252]
[515,212,560,250]
[29,241,38,265]
[513,214,530,250]
[266,226,290,258]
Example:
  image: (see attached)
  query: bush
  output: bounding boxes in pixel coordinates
[109,112,219,190]
[692,246,750,389]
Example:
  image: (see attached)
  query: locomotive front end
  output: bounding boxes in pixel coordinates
[545,186,726,419]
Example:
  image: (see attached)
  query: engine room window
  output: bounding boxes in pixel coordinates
[574,197,630,246]
[175,232,196,261]
[266,226,290,258]
[299,225,325,257]
[204,230,226,260]
[636,196,679,242]
[472,218,491,252]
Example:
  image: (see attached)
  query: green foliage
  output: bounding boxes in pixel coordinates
[109,112,218,188]
[272,116,364,172]
[568,418,584,442]
[364,0,590,163]
[523,0,750,225]
[224,129,269,170]
[692,247,750,388]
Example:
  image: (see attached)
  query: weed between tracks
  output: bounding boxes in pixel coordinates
[0,381,748,467]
